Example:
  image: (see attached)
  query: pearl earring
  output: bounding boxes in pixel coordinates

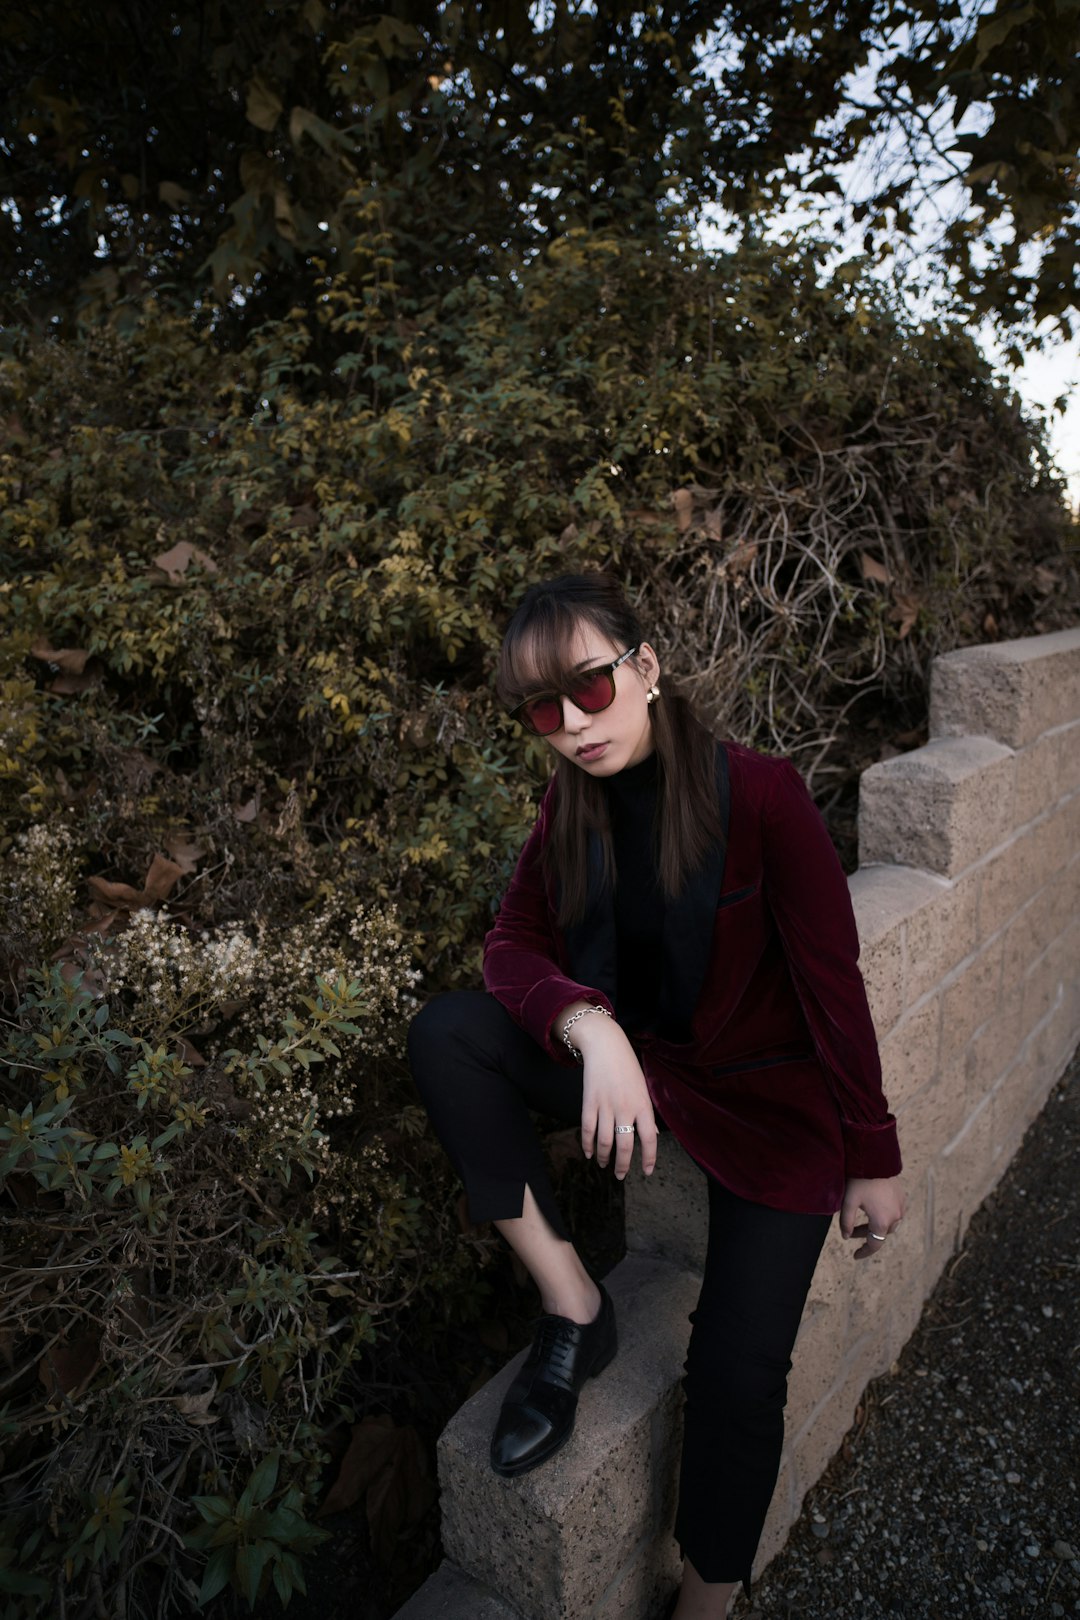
[646,684,660,704]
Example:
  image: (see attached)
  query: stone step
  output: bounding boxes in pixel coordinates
[393,1559,525,1620]
[432,1255,701,1620]
[624,1136,708,1276]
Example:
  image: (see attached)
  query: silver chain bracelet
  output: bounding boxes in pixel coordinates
[561,1003,612,1062]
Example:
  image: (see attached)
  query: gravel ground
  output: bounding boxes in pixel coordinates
[737,1049,1080,1620]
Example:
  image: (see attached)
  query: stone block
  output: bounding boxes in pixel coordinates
[1057,721,1080,795]
[933,1093,995,1256]
[893,1064,970,1183]
[848,864,944,1035]
[801,1228,853,1343]
[877,994,942,1114]
[1000,891,1056,998]
[1011,729,1063,827]
[963,982,1024,1108]
[1021,937,1067,1034]
[1032,978,1080,1083]
[591,1525,684,1620]
[988,1045,1047,1169]
[393,1562,525,1620]
[437,1257,700,1620]
[929,627,1080,750]
[903,871,979,1003]
[858,736,1015,876]
[787,1283,852,1437]
[790,1333,885,1504]
[1048,855,1080,940]
[977,828,1043,938]
[940,937,1004,1062]
[625,1136,707,1275]
[755,1452,796,1575]
[845,1178,929,1350]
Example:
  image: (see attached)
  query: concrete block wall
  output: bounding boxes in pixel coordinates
[397,627,1080,1620]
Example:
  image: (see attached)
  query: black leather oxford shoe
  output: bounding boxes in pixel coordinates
[490,1284,617,1477]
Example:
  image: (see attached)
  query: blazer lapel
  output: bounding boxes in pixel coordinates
[559,741,730,1039]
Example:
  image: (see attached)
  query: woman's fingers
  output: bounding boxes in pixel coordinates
[613,1116,636,1180]
[595,1105,615,1169]
[580,1104,598,1161]
[636,1111,658,1177]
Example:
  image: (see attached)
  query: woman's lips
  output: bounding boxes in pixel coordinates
[577,742,609,760]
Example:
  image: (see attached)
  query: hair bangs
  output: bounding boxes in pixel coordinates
[498,604,604,709]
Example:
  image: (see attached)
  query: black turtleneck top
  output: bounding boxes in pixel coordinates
[604,748,667,1035]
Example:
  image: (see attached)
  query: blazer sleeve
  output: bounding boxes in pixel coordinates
[762,759,902,1181]
[482,780,616,1066]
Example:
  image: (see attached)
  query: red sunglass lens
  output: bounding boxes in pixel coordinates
[521,697,562,733]
[571,671,614,712]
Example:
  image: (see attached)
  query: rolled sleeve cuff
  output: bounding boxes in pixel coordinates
[520,977,617,1065]
[840,1115,903,1180]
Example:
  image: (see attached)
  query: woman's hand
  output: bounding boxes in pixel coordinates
[572,1012,658,1181]
[841,1175,908,1259]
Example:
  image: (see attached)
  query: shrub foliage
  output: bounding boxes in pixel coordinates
[0,229,1076,1614]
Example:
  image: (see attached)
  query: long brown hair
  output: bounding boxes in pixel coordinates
[495,572,727,929]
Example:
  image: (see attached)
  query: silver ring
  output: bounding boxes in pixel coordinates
[869,1230,889,1241]
[614,1124,635,1134]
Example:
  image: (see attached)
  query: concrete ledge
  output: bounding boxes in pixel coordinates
[436,1256,700,1620]
[393,1561,525,1620]
[858,735,1015,875]
[625,1137,708,1274]
[930,627,1080,749]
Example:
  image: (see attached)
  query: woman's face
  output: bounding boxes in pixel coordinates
[519,623,661,776]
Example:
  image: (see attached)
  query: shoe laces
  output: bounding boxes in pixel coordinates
[531,1313,579,1377]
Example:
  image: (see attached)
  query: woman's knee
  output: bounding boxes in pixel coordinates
[405,989,498,1091]
[682,1336,792,1425]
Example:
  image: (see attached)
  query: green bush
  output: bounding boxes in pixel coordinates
[0,227,1075,1613]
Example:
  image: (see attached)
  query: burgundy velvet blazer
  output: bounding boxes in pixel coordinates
[481,740,902,1215]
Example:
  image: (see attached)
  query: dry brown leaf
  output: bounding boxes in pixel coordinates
[29,638,90,674]
[287,503,319,528]
[38,1335,102,1400]
[860,552,892,585]
[672,488,694,533]
[704,508,723,541]
[172,1388,218,1425]
[233,795,259,823]
[727,540,757,575]
[49,667,102,694]
[163,834,207,874]
[152,539,219,583]
[118,749,164,791]
[87,876,149,907]
[890,593,922,638]
[317,1415,399,1518]
[175,1035,207,1068]
[366,1426,432,1561]
[143,853,184,902]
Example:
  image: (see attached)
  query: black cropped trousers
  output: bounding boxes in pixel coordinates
[406,989,832,1594]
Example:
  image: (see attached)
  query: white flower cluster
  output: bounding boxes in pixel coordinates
[243,899,422,1059]
[103,907,259,1031]
[1,818,79,957]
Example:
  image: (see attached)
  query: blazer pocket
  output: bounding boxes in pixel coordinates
[714,880,760,910]
[708,1048,814,1079]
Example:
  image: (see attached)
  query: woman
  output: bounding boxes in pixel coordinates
[407,571,906,1619]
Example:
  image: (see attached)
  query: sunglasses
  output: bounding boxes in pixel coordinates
[508,646,639,736]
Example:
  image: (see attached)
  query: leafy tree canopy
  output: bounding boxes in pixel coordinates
[2,0,1076,344]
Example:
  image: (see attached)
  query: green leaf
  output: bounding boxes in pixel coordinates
[197,1542,234,1607]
